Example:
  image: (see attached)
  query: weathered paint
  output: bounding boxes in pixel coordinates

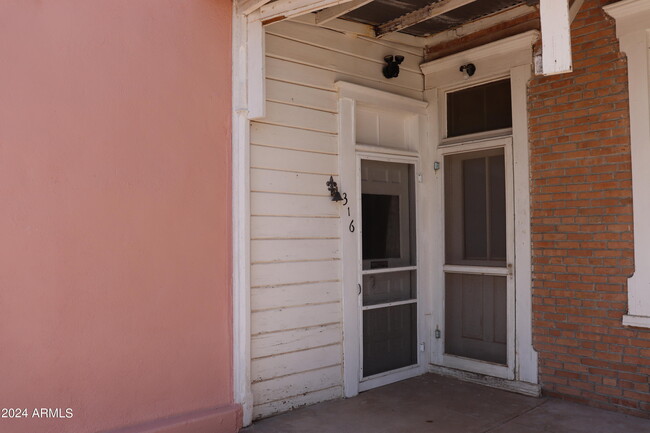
[0,1,238,432]
[248,16,424,419]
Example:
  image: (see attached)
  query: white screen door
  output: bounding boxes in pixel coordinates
[440,139,515,379]
[360,159,418,382]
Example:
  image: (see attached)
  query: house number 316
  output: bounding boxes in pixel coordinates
[346,204,355,232]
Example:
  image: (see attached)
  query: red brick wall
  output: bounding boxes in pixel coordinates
[529,0,650,418]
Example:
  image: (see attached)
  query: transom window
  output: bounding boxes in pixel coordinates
[446,79,512,138]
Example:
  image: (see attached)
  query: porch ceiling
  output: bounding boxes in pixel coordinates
[340,0,538,37]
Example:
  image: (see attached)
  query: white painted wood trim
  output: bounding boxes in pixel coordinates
[420,31,540,77]
[605,0,650,329]
[440,128,514,147]
[315,0,373,26]
[355,144,420,157]
[339,97,360,398]
[232,10,254,427]
[604,0,650,22]
[423,34,538,385]
[429,365,541,397]
[443,265,509,276]
[511,64,536,384]
[540,0,573,75]
[438,136,512,155]
[623,315,650,328]
[247,12,266,120]
[361,265,417,275]
[358,364,424,391]
[335,81,428,114]
[425,88,445,368]
[504,137,517,382]
[362,299,418,311]
[443,354,512,380]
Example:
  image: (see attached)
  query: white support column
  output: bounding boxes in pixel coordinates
[540,0,573,75]
[338,96,360,398]
[232,7,254,427]
[511,64,537,384]
[247,12,266,120]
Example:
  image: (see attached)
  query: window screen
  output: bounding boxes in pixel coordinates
[447,79,512,138]
[444,149,507,266]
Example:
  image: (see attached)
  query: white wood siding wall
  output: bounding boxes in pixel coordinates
[250,17,423,419]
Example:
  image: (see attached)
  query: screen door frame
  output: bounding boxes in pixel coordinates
[438,136,516,380]
[356,152,427,392]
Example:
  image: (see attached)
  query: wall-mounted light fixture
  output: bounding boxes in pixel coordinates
[383,55,404,79]
[460,63,476,79]
[326,176,344,202]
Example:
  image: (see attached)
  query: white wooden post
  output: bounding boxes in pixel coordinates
[540,0,573,75]
[247,12,266,120]
[232,9,254,427]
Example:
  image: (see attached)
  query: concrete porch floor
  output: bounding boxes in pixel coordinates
[243,374,650,433]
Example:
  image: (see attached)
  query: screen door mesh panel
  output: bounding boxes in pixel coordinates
[444,150,506,267]
[363,304,417,377]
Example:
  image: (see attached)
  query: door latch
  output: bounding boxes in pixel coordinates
[507,263,513,277]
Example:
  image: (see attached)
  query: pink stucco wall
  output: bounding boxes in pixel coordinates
[0,1,237,432]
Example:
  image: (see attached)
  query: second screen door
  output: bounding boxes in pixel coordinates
[444,148,508,365]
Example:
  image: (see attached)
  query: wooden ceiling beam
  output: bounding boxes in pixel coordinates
[315,0,374,26]
[375,0,478,37]
[569,0,585,23]
[259,0,355,24]
[237,0,273,15]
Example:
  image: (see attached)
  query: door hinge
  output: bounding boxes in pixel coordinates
[419,342,426,352]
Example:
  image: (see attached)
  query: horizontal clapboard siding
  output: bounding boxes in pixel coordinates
[252,302,341,335]
[252,324,342,359]
[251,216,339,239]
[252,365,342,403]
[249,17,423,420]
[253,386,343,420]
[251,123,338,154]
[252,239,339,263]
